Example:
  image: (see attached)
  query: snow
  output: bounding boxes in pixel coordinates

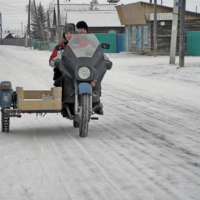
[66,11,122,27]
[0,45,200,200]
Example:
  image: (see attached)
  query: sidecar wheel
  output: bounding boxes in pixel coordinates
[1,109,10,133]
[79,94,90,137]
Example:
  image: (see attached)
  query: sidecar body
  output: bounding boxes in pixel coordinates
[0,81,62,132]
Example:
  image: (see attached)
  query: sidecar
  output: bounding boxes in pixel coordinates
[0,81,62,132]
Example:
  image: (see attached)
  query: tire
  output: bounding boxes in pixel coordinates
[79,94,90,137]
[1,109,10,133]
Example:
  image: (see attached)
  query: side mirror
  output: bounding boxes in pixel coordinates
[56,44,64,51]
[104,60,112,70]
[101,43,110,50]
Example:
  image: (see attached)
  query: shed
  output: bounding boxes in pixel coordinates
[115,1,200,54]
[3,33,14,39]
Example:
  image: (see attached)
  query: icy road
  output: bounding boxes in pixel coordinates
[0,45,200,200]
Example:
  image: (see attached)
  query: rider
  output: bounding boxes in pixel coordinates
[75,21,108,115]
[49,23,76,87]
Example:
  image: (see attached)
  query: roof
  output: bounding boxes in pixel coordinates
[66,11,122,27]
[2,32,23,39]
[52,3,123,27]
[116,1,200,25]
[55,4,117,12]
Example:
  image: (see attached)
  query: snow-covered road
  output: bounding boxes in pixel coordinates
[0,45,200,200]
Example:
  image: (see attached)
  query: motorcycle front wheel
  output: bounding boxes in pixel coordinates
[79,93,90,137]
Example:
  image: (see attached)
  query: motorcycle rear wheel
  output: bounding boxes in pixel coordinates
[79,94,90,137]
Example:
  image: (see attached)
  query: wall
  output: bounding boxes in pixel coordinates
[125,19,200,54]
[125,24,151,53]
[150,19,200,54]
[89,27,124,34]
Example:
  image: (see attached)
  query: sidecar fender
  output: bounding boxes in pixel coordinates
[78,83,92,95]
[0,81,13,108]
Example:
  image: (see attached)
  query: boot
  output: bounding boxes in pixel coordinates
[94,101,103,115]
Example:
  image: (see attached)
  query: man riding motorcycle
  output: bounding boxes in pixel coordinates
[49,23,109,117]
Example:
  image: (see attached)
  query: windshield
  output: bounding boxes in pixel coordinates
[67,34,100,57]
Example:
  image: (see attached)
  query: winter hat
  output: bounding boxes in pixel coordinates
[62,23,76,42]
[76,21,88,32]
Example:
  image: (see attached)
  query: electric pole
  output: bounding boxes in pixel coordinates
[0,13,2,41]
[154,0,157,57]
[21,22,23,36]
[179,0,186,67]
[47,11,50,42]
[169,0,179,64]
[57,0,61,42]
[28,0,31,49]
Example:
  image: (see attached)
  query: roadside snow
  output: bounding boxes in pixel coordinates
[0,45,200,200]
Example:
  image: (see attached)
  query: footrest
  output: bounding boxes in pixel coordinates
[90,117,99,120]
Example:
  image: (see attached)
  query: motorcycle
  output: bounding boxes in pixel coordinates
[54,34,112,137]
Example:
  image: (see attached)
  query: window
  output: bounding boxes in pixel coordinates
[143,26,149,45]
[132,26,137,44]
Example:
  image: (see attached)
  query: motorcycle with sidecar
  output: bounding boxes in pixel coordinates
[0,34,112,137]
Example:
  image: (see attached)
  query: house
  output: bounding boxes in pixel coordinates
[115,1,200,54]
[2,32,14,39]
[49,3,124,41]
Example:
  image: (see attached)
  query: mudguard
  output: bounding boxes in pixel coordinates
[0,81,13,108]
[78,83,92,95]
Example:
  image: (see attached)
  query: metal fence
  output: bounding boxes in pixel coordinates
[0,34,125,53]
[0,38,36,47]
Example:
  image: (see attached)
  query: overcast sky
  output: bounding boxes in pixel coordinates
[0,0,200,31]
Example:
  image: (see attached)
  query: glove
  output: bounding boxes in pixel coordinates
[53,68,62,80]
[50,60,55,68]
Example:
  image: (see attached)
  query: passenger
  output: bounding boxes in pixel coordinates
[76,21,88,34]
[49,23,76,87]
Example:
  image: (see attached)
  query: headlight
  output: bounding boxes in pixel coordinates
[78,66,91,79]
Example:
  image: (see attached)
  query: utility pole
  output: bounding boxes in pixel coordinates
[21,22,23,36]
[161,0,163,5]
[154,0,157,57]
[28,0,31,49]
[57,0,61,42]
[196,6,197,12]
[169,0,179,64]
[0,13,2,41]
[179,0,186,67]
[25,25,28,47]
[47,11,50,42]
[150,0,152,3]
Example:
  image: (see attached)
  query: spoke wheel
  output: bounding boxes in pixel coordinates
[1,109,10,133]
[79,94,90,137]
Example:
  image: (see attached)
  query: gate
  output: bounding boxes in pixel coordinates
[187,31,200,56]
[138,26,142,52]
[126,28,129,52]
[117,34,124,53]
